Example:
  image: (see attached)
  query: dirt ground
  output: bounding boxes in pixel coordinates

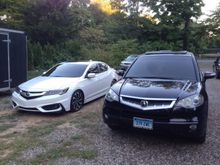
[0,59,219,164]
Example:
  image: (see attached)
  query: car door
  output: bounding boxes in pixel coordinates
[97,63,113,93]
[82,63,103,102]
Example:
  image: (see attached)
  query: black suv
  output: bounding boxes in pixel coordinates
[213,56,220,79]
[103,51,215,143]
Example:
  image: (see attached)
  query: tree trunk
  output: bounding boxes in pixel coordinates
[183,18,190,50]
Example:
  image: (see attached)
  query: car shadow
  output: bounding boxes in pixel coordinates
[106,126,203,145]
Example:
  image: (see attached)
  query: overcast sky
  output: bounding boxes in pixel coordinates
[202,0,219,18]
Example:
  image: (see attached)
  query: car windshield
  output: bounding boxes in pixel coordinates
[125,55,137,62]
[43,63,88,77]
[125,55,197,81]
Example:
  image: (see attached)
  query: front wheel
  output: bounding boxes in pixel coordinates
[70,90,84,112]
[216,71,220,79]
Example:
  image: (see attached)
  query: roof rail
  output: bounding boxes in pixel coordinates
[144,50,188,55]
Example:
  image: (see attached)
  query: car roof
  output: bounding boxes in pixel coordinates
[143,50,192,56]
[60,61,104,65]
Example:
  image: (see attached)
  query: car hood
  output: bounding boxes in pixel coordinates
[19,76,81,91]
[119,78,198,99]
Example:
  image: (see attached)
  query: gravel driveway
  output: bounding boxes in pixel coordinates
[0,59,219,164]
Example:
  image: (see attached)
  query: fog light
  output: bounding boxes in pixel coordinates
[189,124,197,130]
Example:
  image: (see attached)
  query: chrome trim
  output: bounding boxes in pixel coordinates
[120,95,176,101]
[120,95,176,111]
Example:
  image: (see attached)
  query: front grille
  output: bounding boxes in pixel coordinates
[120,95,176,111]
[19,90,45,100]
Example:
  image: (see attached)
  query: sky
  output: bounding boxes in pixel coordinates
[201,0,219,19]
[91,0,220,20]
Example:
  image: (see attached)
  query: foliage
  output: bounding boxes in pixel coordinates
[0,0,218,70]
[143,0,204,50]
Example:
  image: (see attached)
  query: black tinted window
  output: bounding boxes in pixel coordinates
[126,55,197,81]
[43,63,88,77]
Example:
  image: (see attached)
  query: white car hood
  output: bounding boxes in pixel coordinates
[19,76,80,91]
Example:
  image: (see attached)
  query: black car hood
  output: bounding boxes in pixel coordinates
[118,78,199,99]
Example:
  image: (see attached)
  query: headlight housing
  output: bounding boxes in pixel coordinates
[44,88,69,96]
[175,94,204,109]
[105,89,119,102]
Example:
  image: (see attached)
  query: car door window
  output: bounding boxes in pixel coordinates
[88,64,100,74]
[99,63,108,73]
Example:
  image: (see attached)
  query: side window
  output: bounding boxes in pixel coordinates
[99,63,108,73]
[88,64,100,74]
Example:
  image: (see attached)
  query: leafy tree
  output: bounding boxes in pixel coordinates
[0,0,27,29]
[143,0,204,50]
[22,0,73,44]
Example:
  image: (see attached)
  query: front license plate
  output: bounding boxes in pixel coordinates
[133,117,153,130]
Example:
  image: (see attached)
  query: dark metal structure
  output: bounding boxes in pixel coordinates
[0,28,27,91]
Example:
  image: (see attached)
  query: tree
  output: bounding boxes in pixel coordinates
[143,0,204,50]
[22,0,74,44]
[0,0,27,29]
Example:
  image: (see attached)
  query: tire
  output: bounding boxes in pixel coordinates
[111,79,117,86]
[216,71,220,79]
[191,133,206,144]
[70,90,84,112]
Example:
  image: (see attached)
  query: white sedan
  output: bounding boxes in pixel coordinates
[11,61,119,113]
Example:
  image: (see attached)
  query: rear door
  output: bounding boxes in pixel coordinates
[0,33,10,90]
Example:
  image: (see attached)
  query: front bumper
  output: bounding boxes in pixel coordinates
[11,92,70,113]
[103,101,206,137]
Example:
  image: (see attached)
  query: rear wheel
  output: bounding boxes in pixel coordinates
[70,90,84,112]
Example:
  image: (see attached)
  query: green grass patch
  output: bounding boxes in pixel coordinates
[26,120,65,137]
[0,120,66,164]
[72,111,99,129]
[0,114,18,122]
[30,147,97,164]
[0,123,16,132]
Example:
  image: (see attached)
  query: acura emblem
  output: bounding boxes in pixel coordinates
[140,100,149,107]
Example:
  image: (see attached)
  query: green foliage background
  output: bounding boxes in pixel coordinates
[1,0,220,69]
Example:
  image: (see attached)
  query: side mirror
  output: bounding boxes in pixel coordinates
[116,70,125,76]
[87,73,96,79]
[204,71,216,80]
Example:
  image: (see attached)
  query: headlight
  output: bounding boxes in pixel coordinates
[105,89,119,102]
[44,88,69,96]
[175,94,204,109]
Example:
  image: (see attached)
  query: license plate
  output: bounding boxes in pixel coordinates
[133,117,153,130]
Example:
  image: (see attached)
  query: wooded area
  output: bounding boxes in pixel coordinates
[0,0,220,69]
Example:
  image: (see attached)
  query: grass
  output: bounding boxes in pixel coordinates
[0,123,16,132]
[30,147,97,164]
[0,120,66,164]
[0,114,18,122]
[29,131,97,164]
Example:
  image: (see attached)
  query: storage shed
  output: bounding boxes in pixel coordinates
[0,28,27,91]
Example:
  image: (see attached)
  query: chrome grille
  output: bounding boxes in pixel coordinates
[20,90,46,99]
[120,95,176,110]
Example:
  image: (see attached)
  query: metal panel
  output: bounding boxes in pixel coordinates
[0,33,10,89]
